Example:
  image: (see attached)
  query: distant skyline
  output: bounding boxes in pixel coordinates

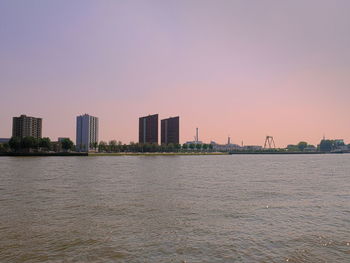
[1,0,350,147]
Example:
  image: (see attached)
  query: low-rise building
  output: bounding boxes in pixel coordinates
[210,141,241,152]
[185,140,203,145]
[304,145,317,152]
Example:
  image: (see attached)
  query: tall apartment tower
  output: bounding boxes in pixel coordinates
[139,114,158,144]
[76,114,99,152]
[12,115,42,139]
[161,116,180,145]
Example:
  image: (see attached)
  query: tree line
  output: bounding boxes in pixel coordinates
[0,137,213,153]
[96,141,214,153]
[1,137,348,153]
[0,137,74,152]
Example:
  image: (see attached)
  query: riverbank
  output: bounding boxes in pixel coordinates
[89,152,228,156]
[229,151,328,155]
[0,152,227,157]
[0,152,88,157]
[0,151,346,157]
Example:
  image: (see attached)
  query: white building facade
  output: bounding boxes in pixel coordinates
[76,114,99,152]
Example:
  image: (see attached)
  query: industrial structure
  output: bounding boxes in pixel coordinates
[264,136,276,149]
[185,127,203,145]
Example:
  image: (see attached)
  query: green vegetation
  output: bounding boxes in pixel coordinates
[8,137,21,151]
[61,138,74,151]
[0,143,9,152]
[95,142,214,153]
[1,137,348,156]
[89,152,227,157]
[0,152,87,157]
[286,141,316,152]
[8,136,52,152]
[297,141,308,151]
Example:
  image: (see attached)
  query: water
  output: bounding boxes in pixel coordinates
[0,155,349,262]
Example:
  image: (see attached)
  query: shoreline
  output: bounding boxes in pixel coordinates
[88,152,228,156]
[229,151,329,155]
[0,152,88,157]
[0,151,347,157]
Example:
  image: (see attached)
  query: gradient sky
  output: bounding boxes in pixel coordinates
[1,0,350,147]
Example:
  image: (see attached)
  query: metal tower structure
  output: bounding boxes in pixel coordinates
[264,136,276,149]
[193,128,199,143]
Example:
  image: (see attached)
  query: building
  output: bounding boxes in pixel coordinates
[210,141,241,152]
[76,114,99,152]
[185,140,203,145]
[139,114,158,144]
[58,137,70,142]
[161,116,179,145]
[304,145,317,152]
[12,115,42,139]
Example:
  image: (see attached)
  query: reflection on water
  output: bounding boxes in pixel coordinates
[0,155,350,262]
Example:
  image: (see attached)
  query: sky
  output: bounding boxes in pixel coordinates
[1,0,350,147]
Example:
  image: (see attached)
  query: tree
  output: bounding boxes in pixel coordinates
[143,143,150,152]
[182,144,188,151]
[98,141,108,152]
[21,136,37,151]
[189,144,195,151]
[2,143,9,152]
[109,140,117,152]
[116,141,122,152]
[195,143,202,151]
[174,144,181,152]
[150,143,158,152]
[129,142,136,152]
[167,143,175,152]
[9,137,21,151]
[297,141,308,151]
[202,144,208,151]
[91,142,98,151]
[61,138,74,152]
[208,144,213,151]
[39,137,51,151]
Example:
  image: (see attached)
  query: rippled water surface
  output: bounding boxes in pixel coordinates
[0,155,350,262]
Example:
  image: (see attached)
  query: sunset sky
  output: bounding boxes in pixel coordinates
[1,0,350,147]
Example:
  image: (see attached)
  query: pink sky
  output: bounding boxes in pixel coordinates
[1,0,349,147]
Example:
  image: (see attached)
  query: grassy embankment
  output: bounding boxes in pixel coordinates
[229,151,327,155]
[88,152,228,156]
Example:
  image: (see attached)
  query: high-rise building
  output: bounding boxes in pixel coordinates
[161,116,179,145]
[12,115,42,139]
[76,114,99,152]
[139,114,158,144]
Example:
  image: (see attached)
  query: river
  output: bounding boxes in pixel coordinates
[0,155,349,262]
